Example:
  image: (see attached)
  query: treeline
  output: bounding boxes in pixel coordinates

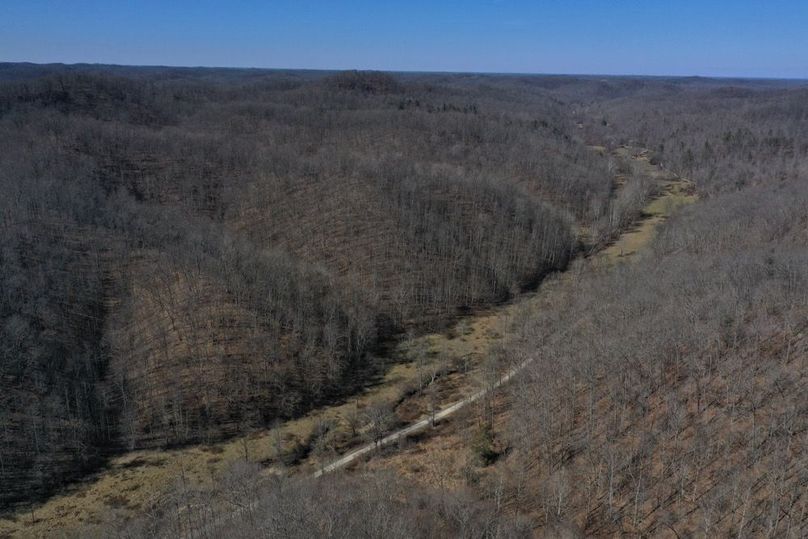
[0,68,611,507]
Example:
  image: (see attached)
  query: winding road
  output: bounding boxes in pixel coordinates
[314,356,532,477]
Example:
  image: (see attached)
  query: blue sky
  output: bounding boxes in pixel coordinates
[1,0,806,78]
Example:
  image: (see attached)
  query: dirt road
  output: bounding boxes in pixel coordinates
[314,151,696,477]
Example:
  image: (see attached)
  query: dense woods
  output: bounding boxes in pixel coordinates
[581,81,808,194]
[2,65,806,538]
[0,66,610,508]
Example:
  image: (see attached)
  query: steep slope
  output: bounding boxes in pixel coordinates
[502,181,808,536]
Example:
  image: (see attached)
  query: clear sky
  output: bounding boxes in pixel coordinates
[1,0,806,78]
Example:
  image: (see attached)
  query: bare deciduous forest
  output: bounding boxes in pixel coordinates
[0,64,806,538]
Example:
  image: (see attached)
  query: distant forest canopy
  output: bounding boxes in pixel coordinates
[1,63,807,512]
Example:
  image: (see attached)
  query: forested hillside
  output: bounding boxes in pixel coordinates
[477,81,808,537]
[0,67,613,508]
[2,67,806,539]
[582,82,808,194]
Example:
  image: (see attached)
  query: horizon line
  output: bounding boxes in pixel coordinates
[3,60,808,83]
